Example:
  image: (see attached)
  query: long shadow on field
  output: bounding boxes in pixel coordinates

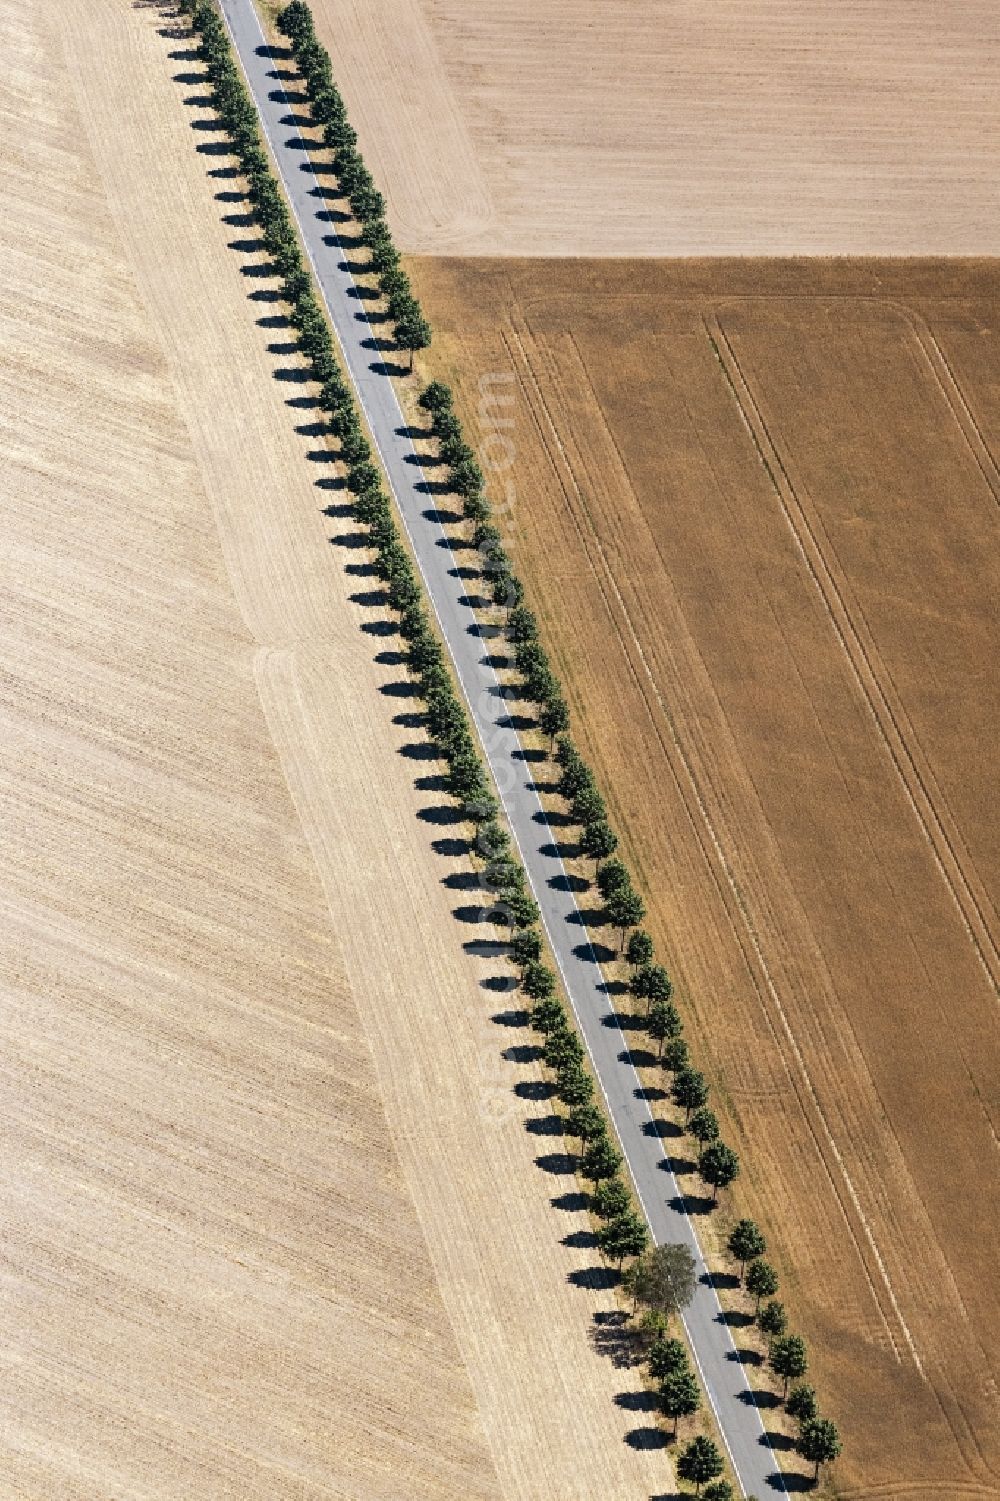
[160,13,674,1479]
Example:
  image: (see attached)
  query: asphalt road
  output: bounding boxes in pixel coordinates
[217,2,785,1492]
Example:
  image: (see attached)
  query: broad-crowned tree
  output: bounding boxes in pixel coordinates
[727,1219,766,1279]
[676,1435,723,1492]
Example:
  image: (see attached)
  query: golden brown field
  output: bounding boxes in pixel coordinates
[0,1,671,1496]
[309,0,1000,256]
[410,255,1000,1500]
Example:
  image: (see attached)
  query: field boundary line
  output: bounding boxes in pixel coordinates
[502,313,917,1371]
[894,304,1000,514]
[707,312,1000,1003]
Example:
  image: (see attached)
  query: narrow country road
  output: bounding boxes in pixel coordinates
[217,2,785,1493]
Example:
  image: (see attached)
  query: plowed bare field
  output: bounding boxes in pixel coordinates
[309,0,1000,255]
[0,3,667,1497]
[410,255,1000,1500]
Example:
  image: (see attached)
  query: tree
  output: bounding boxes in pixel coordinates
[346,460,381,496]
[539,695,570,749]
[417,379,453,413]
[503,889,539,929]
[444,752,488,806]
[648,998,682,1056]
[277,0,312,41]
[544,1025,583,1071]
[662,1037,690,1073]
[580,1136,622,1182]
[676,1435,724,1493]
[395,304,431,369]
[491,565,523,610]
[786,1382,817,1425]
[648,1335,688,1382]
[591,1175,631,1220]
[671,1066,708,1120]
[595,855,629,900]
[596,1209,648,1267]
[579,819,617,871]
[406,630,442,676]
[688,1105,720,1157]
[571,783,606,828]
[476,819,509,862]
[658,1369,701,1437]
[630,961,673,1012]
[339,428,371,466]
[509,927,542,969]
[349,182,386,223]
[625,929,654,969]
[769,1333,808,1397]
[566,1101,606,1144]
[699,1142,739,1203]
[528,995,564,1035]
[727,1218,766,1279]
[758,1299,787,1338]
[703,1483,735,1501]
[506,604,538,645]
[745,1258,779,1310]
[606,886,646,949]
[484,853,521,894]
[451,456,485,499]
[622,1242,696,1319]
[431,407,462,443]
[555,1059,594,1108]
[797,1416,842,1480]
[520,960,555,1001]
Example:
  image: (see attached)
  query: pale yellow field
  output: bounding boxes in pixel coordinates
[0,2,666,1496]
[309,0,1000,255]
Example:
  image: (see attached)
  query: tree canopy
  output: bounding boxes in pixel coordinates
[676,1435,724,1492]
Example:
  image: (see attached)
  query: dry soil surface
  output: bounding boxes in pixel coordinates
[410,253,1000,1501]
[308,0,1000,256]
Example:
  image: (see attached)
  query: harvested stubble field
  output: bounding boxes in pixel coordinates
[409,254,1000,1500]
[0,2,669,1497]
[307,0,1000,256]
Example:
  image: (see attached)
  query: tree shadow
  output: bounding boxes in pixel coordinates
[548,871,589,894]
[551,1189,590,1213]
[738,1386,782,1411]
[624,1426,668,1452]
[416,804,464,827]
[701,1268,740,1291]
[589,1309,643,1369]
[568,1264,619,1292]
[614,1389,660,1414]
[667,1189,716,1217]
[464,935,508,958]
[726,1345,764,1368]
[768,1468,809,1490]
[635,1083,668,1102]
[572,940,616,966]
[561,1226,598,1250]
[431,835,471,859]
[717,1307,755,1329]
[513,1077,554,1102]
[534,1151,579,1177]
[490,1006,528,1027]
[619,1046,658,1069]
[397,741,439,762]
[526,1113,567,1138]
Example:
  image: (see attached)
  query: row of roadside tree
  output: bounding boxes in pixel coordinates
[179,0,841,1485]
